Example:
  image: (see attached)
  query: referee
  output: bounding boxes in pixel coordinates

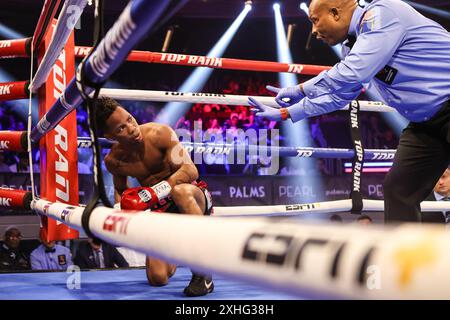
[249,0,450,222]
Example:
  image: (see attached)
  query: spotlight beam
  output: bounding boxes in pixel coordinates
[274,4,324,202]
[155,5,251,125]
[0,23,24,39]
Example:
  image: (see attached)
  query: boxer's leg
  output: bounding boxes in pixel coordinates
[170,183,214,296]
[170,183,206,215]
[145,257,176,286]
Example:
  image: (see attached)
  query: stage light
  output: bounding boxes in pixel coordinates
[299,2,308,12]
[155,4,251,125]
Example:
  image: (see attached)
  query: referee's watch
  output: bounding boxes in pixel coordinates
[280,108,290,121]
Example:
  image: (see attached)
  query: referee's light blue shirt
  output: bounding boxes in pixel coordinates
[30,244,73,271]
[288,0,450,123]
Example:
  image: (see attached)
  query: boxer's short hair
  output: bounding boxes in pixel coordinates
[95,97,120,134]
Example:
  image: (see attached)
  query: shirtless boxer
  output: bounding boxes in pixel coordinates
[95,97,214,297]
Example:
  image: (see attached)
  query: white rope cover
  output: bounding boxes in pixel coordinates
[213,199,450,216]
[32,199,450,299]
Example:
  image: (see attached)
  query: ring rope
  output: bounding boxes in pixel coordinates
[29,0,172,145]
[31,198,450,299]
[0,131,397,160]
[213,199,450,216]
[1,38,331,76]
[0,79,396,112]
[99,88,396,113]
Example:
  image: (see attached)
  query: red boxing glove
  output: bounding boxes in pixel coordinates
[120,181,172,211]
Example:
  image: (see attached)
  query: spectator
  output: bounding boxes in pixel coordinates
[380,129,397,149]
[74,237,129,269]
[175,116,190,130]
[205,118,223,138]
[316,159,331,176]
[310,118,327,148]
[8,153,38,173]
[422,167,450,224]
[0,226,29,271]
[244,113,258,131]
[366,115,384,149]
[227,113,240,139]
[356,215,373,225]
[230,113,239,127]
[30,229,73,271]
[223,80,239,94]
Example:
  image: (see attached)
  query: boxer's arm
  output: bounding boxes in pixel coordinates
[153,124,198,187]
[113,173,128,204]
[120,125,198,211]
[105,156,128,204]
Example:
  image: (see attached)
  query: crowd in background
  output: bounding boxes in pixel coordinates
[0,76,399,175]
[0,226,144,272]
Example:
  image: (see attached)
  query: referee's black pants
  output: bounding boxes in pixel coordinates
[384,100,450,223]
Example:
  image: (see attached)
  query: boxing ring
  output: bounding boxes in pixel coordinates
[0,267,298,300]
[1,0,450,300]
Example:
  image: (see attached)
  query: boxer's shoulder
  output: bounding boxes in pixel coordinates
[142,123,178,147]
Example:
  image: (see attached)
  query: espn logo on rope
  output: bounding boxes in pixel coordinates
[285,203,318,211]
[103,215,131,235]
[241,230,377,287]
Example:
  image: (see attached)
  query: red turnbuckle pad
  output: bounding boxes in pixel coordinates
[0,188,32,210]
[0,131,27,152]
